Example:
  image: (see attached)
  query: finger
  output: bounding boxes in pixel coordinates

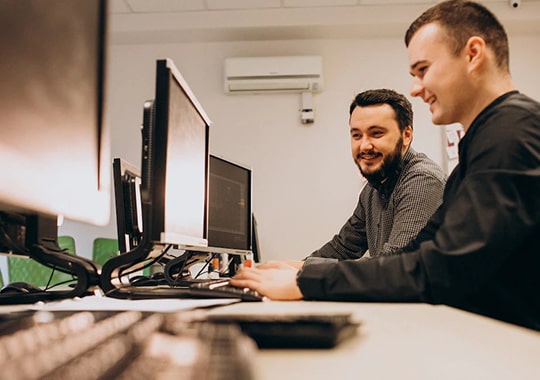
[229,278,259,290]
[232,267,261,281]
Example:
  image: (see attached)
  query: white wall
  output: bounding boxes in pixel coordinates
[58,33,540,263]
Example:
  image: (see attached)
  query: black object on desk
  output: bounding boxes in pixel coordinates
[0,239,101,305]
[104,280,264,302]
[206,312,360,348]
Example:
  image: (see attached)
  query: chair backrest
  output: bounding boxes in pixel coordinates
[92,237,119,266]
[7,235,77,287]
[57,235,77,255]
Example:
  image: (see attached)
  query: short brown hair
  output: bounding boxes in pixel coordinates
[404,0,509,71]
[349,89,413,132]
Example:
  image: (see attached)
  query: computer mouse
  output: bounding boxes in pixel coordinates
[0,282,43,294]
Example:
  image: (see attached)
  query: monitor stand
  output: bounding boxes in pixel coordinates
[0,238,101,304]
[163,250,216,286]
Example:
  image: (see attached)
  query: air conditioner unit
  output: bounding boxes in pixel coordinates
[224,55,323,94]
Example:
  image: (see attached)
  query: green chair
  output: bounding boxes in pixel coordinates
[92,237,119,266]
[7,235,77,288]
[92,237,152,276]
[58,235,77,255]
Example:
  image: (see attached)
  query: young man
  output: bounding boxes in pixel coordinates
[231,0,540,331]
[288,89,445,266]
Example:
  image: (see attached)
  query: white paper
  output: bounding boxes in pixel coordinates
[27,295,240,313]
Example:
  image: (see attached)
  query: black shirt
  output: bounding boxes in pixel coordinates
[299,91,540,331]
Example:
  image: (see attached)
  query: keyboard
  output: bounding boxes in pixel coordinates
[0,309,257,380]
[189,280,265,302]
[207,312,360,348]
[106,280,265,302]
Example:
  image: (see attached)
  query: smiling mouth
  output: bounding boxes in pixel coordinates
[359,153,382,162]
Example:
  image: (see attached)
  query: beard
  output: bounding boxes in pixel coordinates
[357,136,404,185]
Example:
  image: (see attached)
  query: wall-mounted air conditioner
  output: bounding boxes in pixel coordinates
[224,55,323,94]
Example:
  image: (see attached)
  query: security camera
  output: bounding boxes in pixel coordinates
[509,0,521,8]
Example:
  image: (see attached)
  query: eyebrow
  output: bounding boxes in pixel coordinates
[350,125,387,132]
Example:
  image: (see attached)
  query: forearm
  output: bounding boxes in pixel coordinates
[297,253,430,302]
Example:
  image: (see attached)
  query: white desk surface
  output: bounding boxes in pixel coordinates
[1,299,538,379]
[207,301,540,380]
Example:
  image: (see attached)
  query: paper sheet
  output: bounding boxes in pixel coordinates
[26,295,240,313]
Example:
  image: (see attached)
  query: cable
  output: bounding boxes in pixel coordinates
[193,252,218,279]
[109,244,174,293]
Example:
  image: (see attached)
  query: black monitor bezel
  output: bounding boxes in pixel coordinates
[251,213,261,263]
[112,158,143,254]
[145,58,211,247]
[208,154,253,252]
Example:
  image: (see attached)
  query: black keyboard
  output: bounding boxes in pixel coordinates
[207,312,360,348]
[189,280,265,302]
[0,310,257,380]
[106,280,265,302]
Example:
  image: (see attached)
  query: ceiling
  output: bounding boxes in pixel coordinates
[108,0,540,44]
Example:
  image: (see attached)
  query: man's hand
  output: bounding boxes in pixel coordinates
[230,261,303,300]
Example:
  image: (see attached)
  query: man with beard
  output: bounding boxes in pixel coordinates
[283,88,446,270]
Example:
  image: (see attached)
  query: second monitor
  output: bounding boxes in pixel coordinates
[113,154,253,258]
[208,154,253,256]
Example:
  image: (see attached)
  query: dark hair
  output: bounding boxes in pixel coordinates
[404,0,509,71]
[349,89,413,132]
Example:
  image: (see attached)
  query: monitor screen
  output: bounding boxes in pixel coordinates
[142,58,211,248]
[0,0,110,227]
[208,155,252,252]
[113,158,143,254]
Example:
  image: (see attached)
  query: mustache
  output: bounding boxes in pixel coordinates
[357,151,382,159]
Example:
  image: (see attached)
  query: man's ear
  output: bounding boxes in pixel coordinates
[465,36,486,71]
[403,125,413,147]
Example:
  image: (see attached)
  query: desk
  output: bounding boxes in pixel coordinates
[208,301,540,380]
[0,299,538,379]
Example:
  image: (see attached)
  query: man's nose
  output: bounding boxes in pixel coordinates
[410,78,423,98]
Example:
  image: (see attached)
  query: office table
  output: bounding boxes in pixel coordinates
[207,301,540,380]
[0,298,538,379]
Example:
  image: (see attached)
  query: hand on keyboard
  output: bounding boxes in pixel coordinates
[229,262,304,301]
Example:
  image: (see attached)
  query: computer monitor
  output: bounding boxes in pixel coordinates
[101,58,211,291]
[142,58,211,248]
[208,155,252,253]
[113,158,143,254]
[112,155,253,255]
[0,0,109,299]
[109,154,255,279]
[0,0,110,230]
